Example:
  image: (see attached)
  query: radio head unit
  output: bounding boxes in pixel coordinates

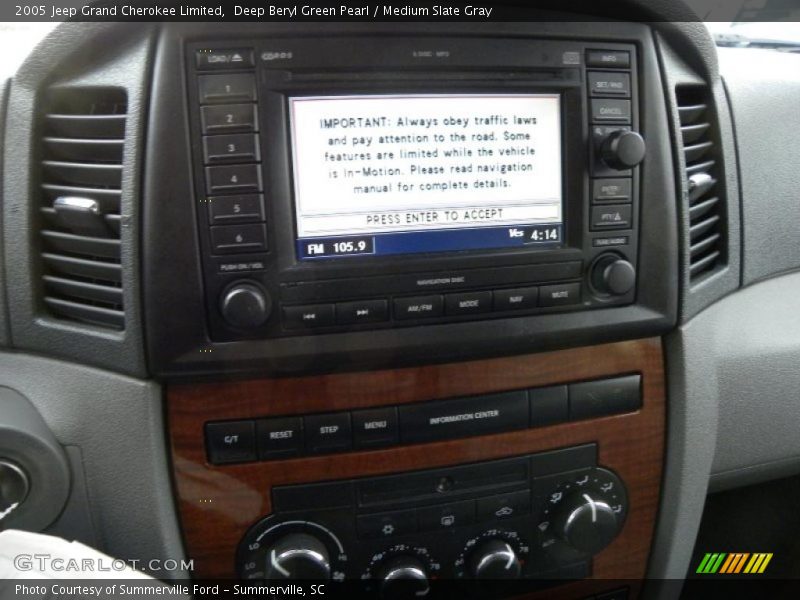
[185,36,643,341]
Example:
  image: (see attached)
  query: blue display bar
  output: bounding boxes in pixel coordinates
[297,224,562,260]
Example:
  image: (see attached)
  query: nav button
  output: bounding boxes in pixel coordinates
[394,295,444,320]
[494,287,539,312]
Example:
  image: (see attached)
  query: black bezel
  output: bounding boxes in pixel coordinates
[184,36,640,343]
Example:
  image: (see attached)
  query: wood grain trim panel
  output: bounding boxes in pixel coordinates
[168,337,664,593]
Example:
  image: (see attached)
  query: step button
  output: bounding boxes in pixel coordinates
[304,412,351,454]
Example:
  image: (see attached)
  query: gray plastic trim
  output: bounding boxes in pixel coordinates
[649,270,800,589]
[645,325,718,593]
[0,350,187,579]
[0,77,10,347]
[718,48,800,287]
[2,23,154,377]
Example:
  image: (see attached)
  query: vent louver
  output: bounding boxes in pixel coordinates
[676,85,726,282]
[39,89,127,330]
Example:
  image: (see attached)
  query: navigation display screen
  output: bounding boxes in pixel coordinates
[289,93,563,260]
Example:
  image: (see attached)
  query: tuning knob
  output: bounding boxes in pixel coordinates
[590,254,636,296]
[469,540,522,579]
[600,130,646,170]
[553,492,619,554]
[263,533,331,580]
[379,556,430,599]
[220,281,271,329]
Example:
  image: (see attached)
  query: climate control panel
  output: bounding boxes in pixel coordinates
[236,444,627,592]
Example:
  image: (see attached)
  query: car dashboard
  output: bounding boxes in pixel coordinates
[1,5,800,600]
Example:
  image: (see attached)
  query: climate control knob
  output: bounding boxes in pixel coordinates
[590,254,636,296]
[600,130,646,170]
[469,539,522,579]
[553,492,619,554]
[379,556,430,599]
[219,282,271,329]
[263,533,331,580]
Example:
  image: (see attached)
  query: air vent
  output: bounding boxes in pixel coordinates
[676,85,726,282]
[38,89,127,330]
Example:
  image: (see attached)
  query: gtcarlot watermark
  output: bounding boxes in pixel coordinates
[13,554,194,573]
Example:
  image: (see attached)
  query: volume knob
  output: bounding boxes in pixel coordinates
[219,282,271,329]
[590,254,636,296]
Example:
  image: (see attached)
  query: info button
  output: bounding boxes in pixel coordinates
[399,391,529,444]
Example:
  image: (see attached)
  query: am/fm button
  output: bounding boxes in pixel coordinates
[394,295,444,320]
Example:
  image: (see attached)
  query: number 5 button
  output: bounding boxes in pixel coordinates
[208,194,265,224]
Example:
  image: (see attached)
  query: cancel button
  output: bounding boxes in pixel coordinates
[399,391,529,444]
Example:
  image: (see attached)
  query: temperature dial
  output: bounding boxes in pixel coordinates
[264,532,331,580]
[470,539,522,579]
[379,556,430,599]
[454,529,530,579]
[362,543,439,597]
[237,518,348,582]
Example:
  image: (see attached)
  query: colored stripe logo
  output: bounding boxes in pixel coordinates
[696,553,773,574]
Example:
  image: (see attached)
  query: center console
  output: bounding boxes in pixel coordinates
[157,20,675,600]
[169,338,663,598]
